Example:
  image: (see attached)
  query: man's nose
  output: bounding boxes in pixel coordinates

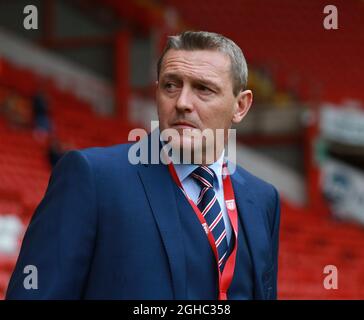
[175,86,194,112]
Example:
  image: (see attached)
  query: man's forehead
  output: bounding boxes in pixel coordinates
[160,49,231,76]
[161,72,220,85]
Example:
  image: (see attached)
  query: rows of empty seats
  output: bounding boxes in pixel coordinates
[279,202,364,299]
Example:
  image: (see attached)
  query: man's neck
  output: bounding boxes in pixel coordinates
[192,148,224,166]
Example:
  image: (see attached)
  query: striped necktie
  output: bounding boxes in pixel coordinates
[191,166,228,272]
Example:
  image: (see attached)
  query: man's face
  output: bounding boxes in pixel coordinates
[156,49,251,162]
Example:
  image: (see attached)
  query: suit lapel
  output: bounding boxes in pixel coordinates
[138,161,187,299]
[230,169,270,299]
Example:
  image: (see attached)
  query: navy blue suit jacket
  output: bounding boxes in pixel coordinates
[6,136,280,300]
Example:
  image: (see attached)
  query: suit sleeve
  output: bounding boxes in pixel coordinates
[6,150,98,299]
[270,186,281,300]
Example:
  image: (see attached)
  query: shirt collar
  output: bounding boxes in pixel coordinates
[173,149,225,188]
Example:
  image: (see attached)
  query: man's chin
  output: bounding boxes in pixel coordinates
[170,136,204,164]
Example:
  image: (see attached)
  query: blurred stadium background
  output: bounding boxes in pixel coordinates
[1,0,364,299]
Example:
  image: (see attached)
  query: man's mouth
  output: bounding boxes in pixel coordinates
[171,121,197,129]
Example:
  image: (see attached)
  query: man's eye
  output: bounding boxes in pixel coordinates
[163,83,177,91]
[197,85,213,94]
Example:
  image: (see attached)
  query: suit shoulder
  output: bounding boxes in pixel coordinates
[234,164,279,212]
[234,164,280,236]
[62,143,134,169]
[79,143,132,161]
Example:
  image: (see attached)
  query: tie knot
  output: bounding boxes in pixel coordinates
[191,166,215,188]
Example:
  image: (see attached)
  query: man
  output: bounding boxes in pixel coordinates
[6,31,280,300]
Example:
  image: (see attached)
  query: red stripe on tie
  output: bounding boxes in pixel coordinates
[191,173,213,188]
[202,194,217,216]
[215,229,227,247]
[201,166,214,177]
[218,251,227,265]
[197,187,209,205]
[209,211,223,231]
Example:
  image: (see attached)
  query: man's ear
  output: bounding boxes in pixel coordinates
[232,89,253,124]
[155,80,160,100]
[155,80,159,92]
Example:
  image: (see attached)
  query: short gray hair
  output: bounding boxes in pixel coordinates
[157,31,248,96]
